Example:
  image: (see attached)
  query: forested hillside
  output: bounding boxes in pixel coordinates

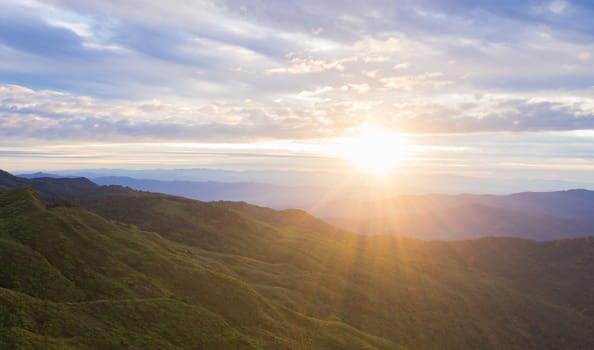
[1,170,594,349]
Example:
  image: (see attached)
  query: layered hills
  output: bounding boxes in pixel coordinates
[1,170,594,349]
[38,172,594,240]
[314,192,594,240]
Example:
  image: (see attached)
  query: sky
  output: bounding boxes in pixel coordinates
[1,0,594,191]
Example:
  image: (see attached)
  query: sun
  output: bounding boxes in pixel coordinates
[339,129,409,175]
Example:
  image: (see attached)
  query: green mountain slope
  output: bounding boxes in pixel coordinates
[1,170,594,349]
[211,203,594,349]
[0,188,401,350]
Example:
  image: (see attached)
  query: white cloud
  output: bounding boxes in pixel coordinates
[347,37,407,53]
[6,84,594,144]
[380,72,453,91]
[363,55,390,63]
[362,69,379,78]
[339,83,370,94]
[578,52,591,61]
[265,57,355,74]
[296,86,334,98]
[2,0,594,142]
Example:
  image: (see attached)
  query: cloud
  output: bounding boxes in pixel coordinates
[380,72,453,91]
[347,37,407,53]
[392,96,594,133]
[266,56,356,74]
[340,83,370,94]
[0,84,354,141]
[3,84,594,143]
[1,0,594,141]
[393,62,410,69]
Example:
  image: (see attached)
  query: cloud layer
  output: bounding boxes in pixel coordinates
[1,0,594,142]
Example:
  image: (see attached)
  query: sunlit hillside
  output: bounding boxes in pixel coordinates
[2,171,594,349]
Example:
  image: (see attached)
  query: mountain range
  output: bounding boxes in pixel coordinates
[18,171,594,241]
[2,169,594,349]
[313,191,594,240]
[18,168,594,197]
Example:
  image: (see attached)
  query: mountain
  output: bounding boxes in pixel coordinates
[5,170,594,240]
[486,189,594,219]
[92,176,324,209]
[22,167,594,194]
[17,172,68,179]
[90,176,416,209]
[324,203,594,240]
[0,188,399,350]
[316,190,594,221]
[89,177,594,240]
[28,168,343,187]
[313,191,594,240]
[2,170,594,349]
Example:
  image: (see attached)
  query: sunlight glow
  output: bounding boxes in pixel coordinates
[339,129,410,175]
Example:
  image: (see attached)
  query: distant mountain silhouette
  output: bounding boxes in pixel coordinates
[17,171,68,179]
[25,167,594,194]
[92,176,334,208]
[314,192,594,240]
[90,174,594,240]
[4,170,594,241]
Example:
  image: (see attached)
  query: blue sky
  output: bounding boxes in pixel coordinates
[1,0,594,190]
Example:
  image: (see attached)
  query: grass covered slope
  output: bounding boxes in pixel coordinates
[0,289,252,350]
[0,188,401,350]
[213,202,594,350]
[1,176,594,349]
